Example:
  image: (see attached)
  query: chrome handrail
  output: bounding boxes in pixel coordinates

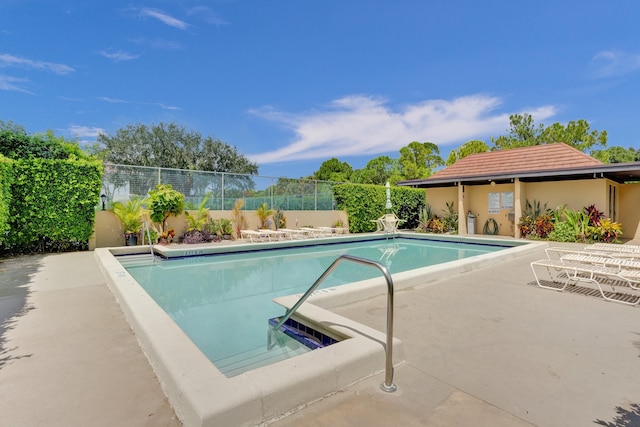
[269,254,397,392]
[143,221,154,259]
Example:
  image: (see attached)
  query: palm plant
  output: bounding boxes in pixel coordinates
[112,196,148,235]
[256,202,275,229]
[185,195,210,232]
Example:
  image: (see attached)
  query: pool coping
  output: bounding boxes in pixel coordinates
[94,233,544,426]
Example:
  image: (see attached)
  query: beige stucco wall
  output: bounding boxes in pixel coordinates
[421,178,638,239]
[619,183,640,240]
[90,210,349,249]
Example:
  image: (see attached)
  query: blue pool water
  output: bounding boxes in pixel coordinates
[122,236,509,375]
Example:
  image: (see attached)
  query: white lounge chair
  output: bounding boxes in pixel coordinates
[279,228,311,239]
[585,243,640,258]
[300,227,332,238]
[240,229,271,243]
[530,258,640,305]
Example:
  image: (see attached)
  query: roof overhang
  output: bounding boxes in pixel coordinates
[398,162,640,188]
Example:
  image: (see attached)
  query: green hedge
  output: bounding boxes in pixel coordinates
[334,183,426,233]
[4,158,102,252]
[0,155,13,244]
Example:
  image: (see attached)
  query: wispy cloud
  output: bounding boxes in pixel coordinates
[130,37,182,50]
[140,8,188,30]
[187,6,230,27]
[98,96,180,111]
[591,50,640,78]
[248,95,557,164]
[0,53,74,75]
[98,49,139,62]
[0,74,32,93]
[68,125,105,139]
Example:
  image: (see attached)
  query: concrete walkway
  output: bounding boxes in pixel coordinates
[0,252,180,427]
[1,244,640,426]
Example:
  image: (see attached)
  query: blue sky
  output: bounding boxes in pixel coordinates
[2,1,640,178]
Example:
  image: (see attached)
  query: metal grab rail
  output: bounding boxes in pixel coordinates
[269,254,397,392]
[143,221,154,259]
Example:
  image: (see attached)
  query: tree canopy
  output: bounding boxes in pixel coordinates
[446,140,489,166]
[313,157,353,182]
[0,121,90,161]
[490,113,607,152]
[398,141,444,180]
[95,122,258,175]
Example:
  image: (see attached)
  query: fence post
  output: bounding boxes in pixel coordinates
[221,172,225,210]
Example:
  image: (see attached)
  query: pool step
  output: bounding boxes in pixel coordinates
[215,318,341,377]
[215,334,310,377]
[115,253,156,267]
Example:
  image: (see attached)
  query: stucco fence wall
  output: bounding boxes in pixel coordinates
[425,179,640,240]
[90,210,349,249]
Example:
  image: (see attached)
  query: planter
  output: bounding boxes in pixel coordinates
[222,234,232,240]
[125,233,138,246]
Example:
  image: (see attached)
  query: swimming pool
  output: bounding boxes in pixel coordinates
[95,233,540,426]
[121,237,507,376]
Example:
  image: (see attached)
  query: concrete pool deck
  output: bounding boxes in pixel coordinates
[1,241,639,426]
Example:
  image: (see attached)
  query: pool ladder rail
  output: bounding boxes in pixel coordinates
[268,254,397,393]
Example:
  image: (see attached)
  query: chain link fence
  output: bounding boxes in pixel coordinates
[101,164,340,211]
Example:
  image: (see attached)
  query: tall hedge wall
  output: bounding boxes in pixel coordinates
[5,158,102,252]
[0,155,13,245]
[334,183,426,233]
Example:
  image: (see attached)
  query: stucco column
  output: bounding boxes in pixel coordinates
[514,178,522,238]
[458,183,467,234]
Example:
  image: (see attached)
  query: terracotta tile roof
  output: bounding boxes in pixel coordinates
[429,143,603,180]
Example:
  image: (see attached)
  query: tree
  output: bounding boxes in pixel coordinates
[592,146,639,163]
[96,122,258,175]
[0,127,88,161]
[490,113,544,150]
[398,141,444,180]
[314,157,353,182]
[351,156,401,185]
[490,114,607,153]
[446,140,489,165]
[539,120,607,152]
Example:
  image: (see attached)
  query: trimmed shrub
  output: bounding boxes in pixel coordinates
[334,183,425,233]
[5,158,102,252]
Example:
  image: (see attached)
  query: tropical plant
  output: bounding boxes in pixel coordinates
[112,196,148,235]
[222,219,234,236]
[232,198,248,238]
[592,218,622,243]
[273,208,286,230]
[442,201,458,233]
[256,202,275,229]
[534,213,554,238]
[547,221,576,242]
[185,195,210,232]
[560,207,591,242]
[148,184,184,235]
[584,204,604,226]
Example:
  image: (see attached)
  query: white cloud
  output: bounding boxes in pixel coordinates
[98,49,139,62]
[68,125,105,139]
[591,50,640,78]
[248,95,557,164]
[0,74,32,93]
[97,96,180,110]
[130,37,181,50]
[140,8,188,30]
[0,53,74,75]
[187,6,230,27]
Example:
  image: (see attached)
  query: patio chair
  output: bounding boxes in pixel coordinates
[279,228,311,239]
[379,213,405,233]
[585,243,640,258]
[530,258,640,305]
[240,229,271,243]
